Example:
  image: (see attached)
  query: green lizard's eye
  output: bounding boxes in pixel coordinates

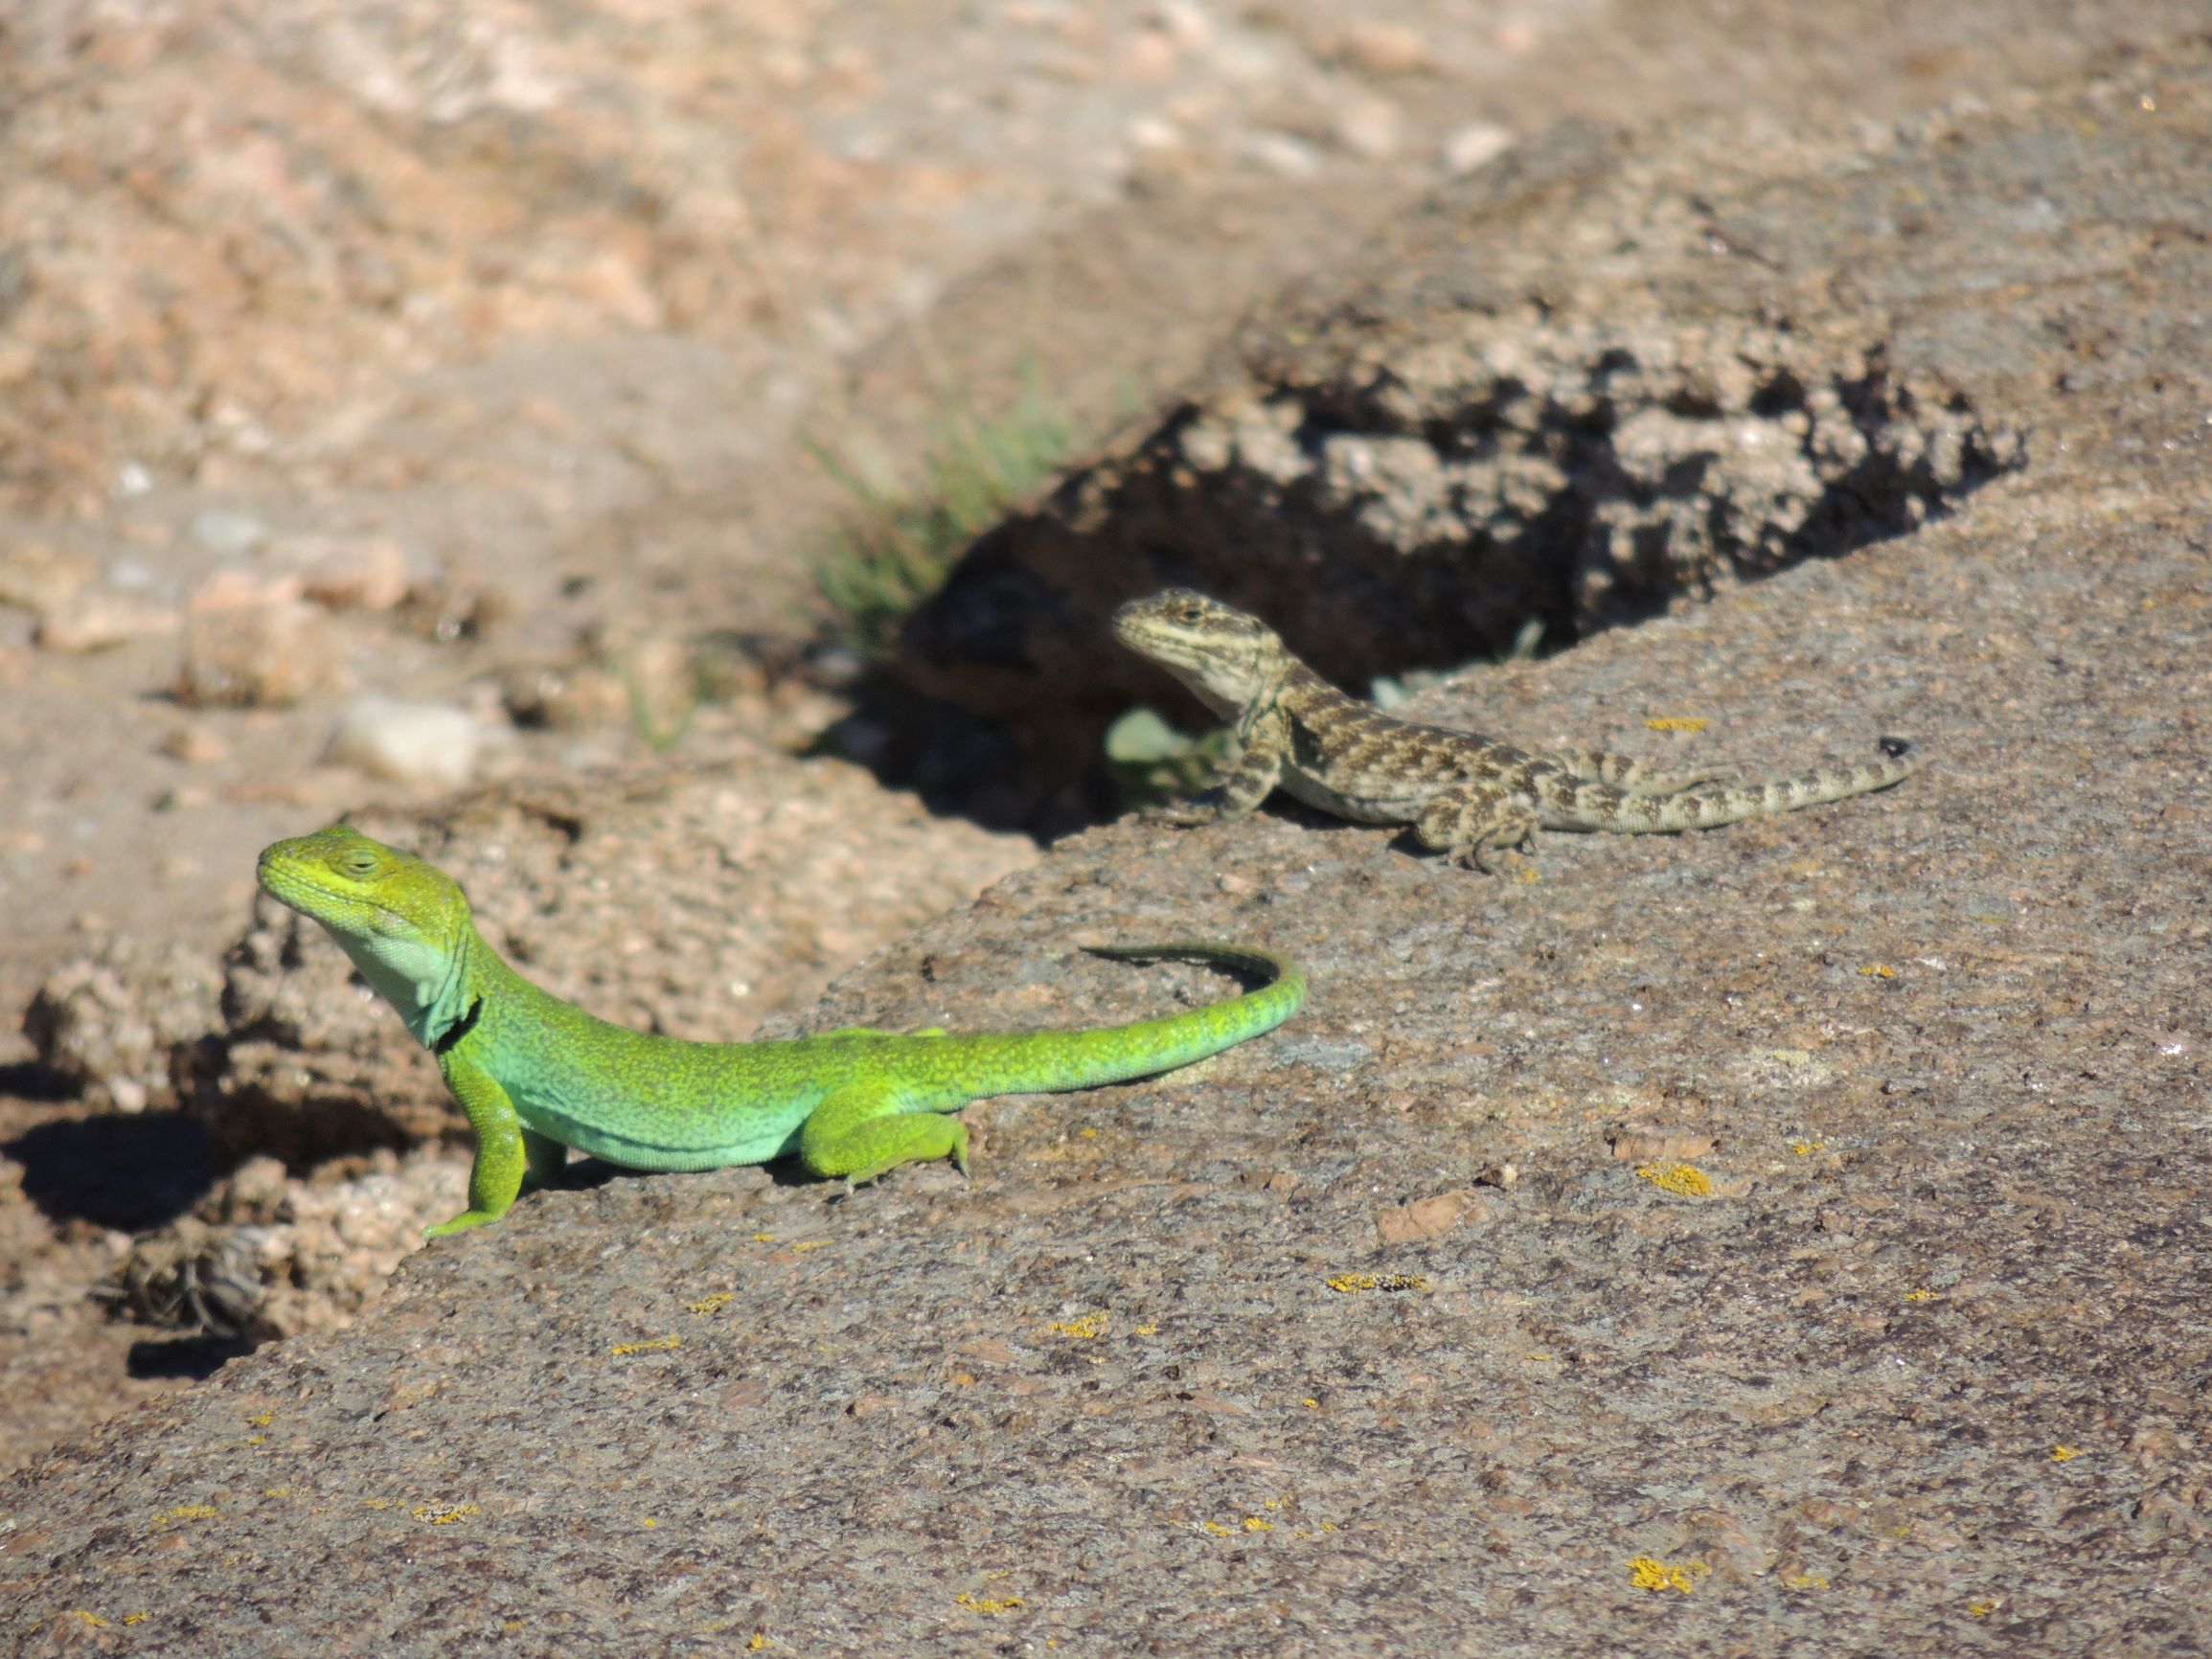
[339,849,379,877]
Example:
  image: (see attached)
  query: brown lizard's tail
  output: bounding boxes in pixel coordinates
[1539,738,1921,834]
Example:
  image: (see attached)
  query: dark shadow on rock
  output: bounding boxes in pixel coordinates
[5,1108,223,1233]
[125,1333,256,1382]
[0,1060,79,1104]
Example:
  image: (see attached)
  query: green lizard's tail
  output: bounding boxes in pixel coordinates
[927,941,1304,1102]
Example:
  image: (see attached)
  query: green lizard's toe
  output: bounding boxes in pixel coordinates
[424,1209,505,1238]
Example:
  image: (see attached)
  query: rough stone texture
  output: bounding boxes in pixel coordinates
[7,48,2211,1653]
[109,1150,466,1344]
[21,937,223,1114]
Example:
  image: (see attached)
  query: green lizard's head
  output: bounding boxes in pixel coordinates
[1112,588,1282,714]
[256,825,469,1014]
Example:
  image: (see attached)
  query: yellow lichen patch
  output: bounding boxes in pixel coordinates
[1134,1323,1158,1336]
[1782,1571,1830,1591]
[1790,1140,1825,1157]
[152,1504,217,1527]
[611,1336,682,1355]
[1646,717,1709,733]
[1201,1521,1233,1536]
[1324,1273,1430,1294]
[1302,1398,1321,1408]
[262,1487,292,1499]
[1628,1556,1710,1593]
[640,1518,658,1529]
[1079,1127,1099,1139]
[123,1614,148,1625]
[748,1634,769,1651]
[1904,1288,1937,1304]
[688,1293,734,1316]
[1967,1600,1997,1619]
[70,1610,108,1627]
[1635,1163,1713,1197]
[1047,1312,1109,1338]
[244,1435,267,1446]
[411,1504,480,1526]
[1516,866,1541,884]
[1858,964,1896,979]
[362,1498,396,1511]
[1243,1516,1273,1533]
[790,1239,832,1254]
[246,1411,273,1427]
[955,1592,1024,1615]
[2052,1444,2080,1461]
[751,1233,776,1242]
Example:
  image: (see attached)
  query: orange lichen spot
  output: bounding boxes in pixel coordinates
[411,1504,480,1526]
[1048,1313,1109,1338]
[954,1592,1024,1615]
[1859,964,1896,979]
[2052,1444,2080,1462]
[1635,1162,1712,1197]
[1646,717,1709,733]
[688,1293,734,1315]
[1629,1556,1710,1593]
[1325,1273,1430,1294]
[611,1336,682,1355]
[153,1504,217,1527]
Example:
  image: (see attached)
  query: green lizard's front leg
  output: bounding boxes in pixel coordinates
[799,1079,969,1187]
[428,1057,562,1237]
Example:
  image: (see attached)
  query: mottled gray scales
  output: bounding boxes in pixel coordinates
[1113,589,1921,871]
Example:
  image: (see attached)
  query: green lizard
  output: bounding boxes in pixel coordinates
[256,825,1305,1236]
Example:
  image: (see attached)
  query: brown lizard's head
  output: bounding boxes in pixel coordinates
[1112,588,1284,714]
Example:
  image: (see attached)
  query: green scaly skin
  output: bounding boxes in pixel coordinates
[256,825,1307,1237]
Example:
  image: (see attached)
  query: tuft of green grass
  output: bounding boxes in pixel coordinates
[810,375,1073,659]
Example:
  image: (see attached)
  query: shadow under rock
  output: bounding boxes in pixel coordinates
[126,1333,257,1382]
[5,1106,223,1233]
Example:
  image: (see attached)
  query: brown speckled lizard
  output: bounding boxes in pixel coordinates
[1113,588,1920,871]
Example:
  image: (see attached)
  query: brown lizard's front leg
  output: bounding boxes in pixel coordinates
[1154,705,1288,826]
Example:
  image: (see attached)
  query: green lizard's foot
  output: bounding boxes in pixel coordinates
[424,1208,507,1238]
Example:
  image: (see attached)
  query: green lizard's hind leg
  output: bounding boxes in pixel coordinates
[426,1059,528,1237]
[800,1079,969,1186]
